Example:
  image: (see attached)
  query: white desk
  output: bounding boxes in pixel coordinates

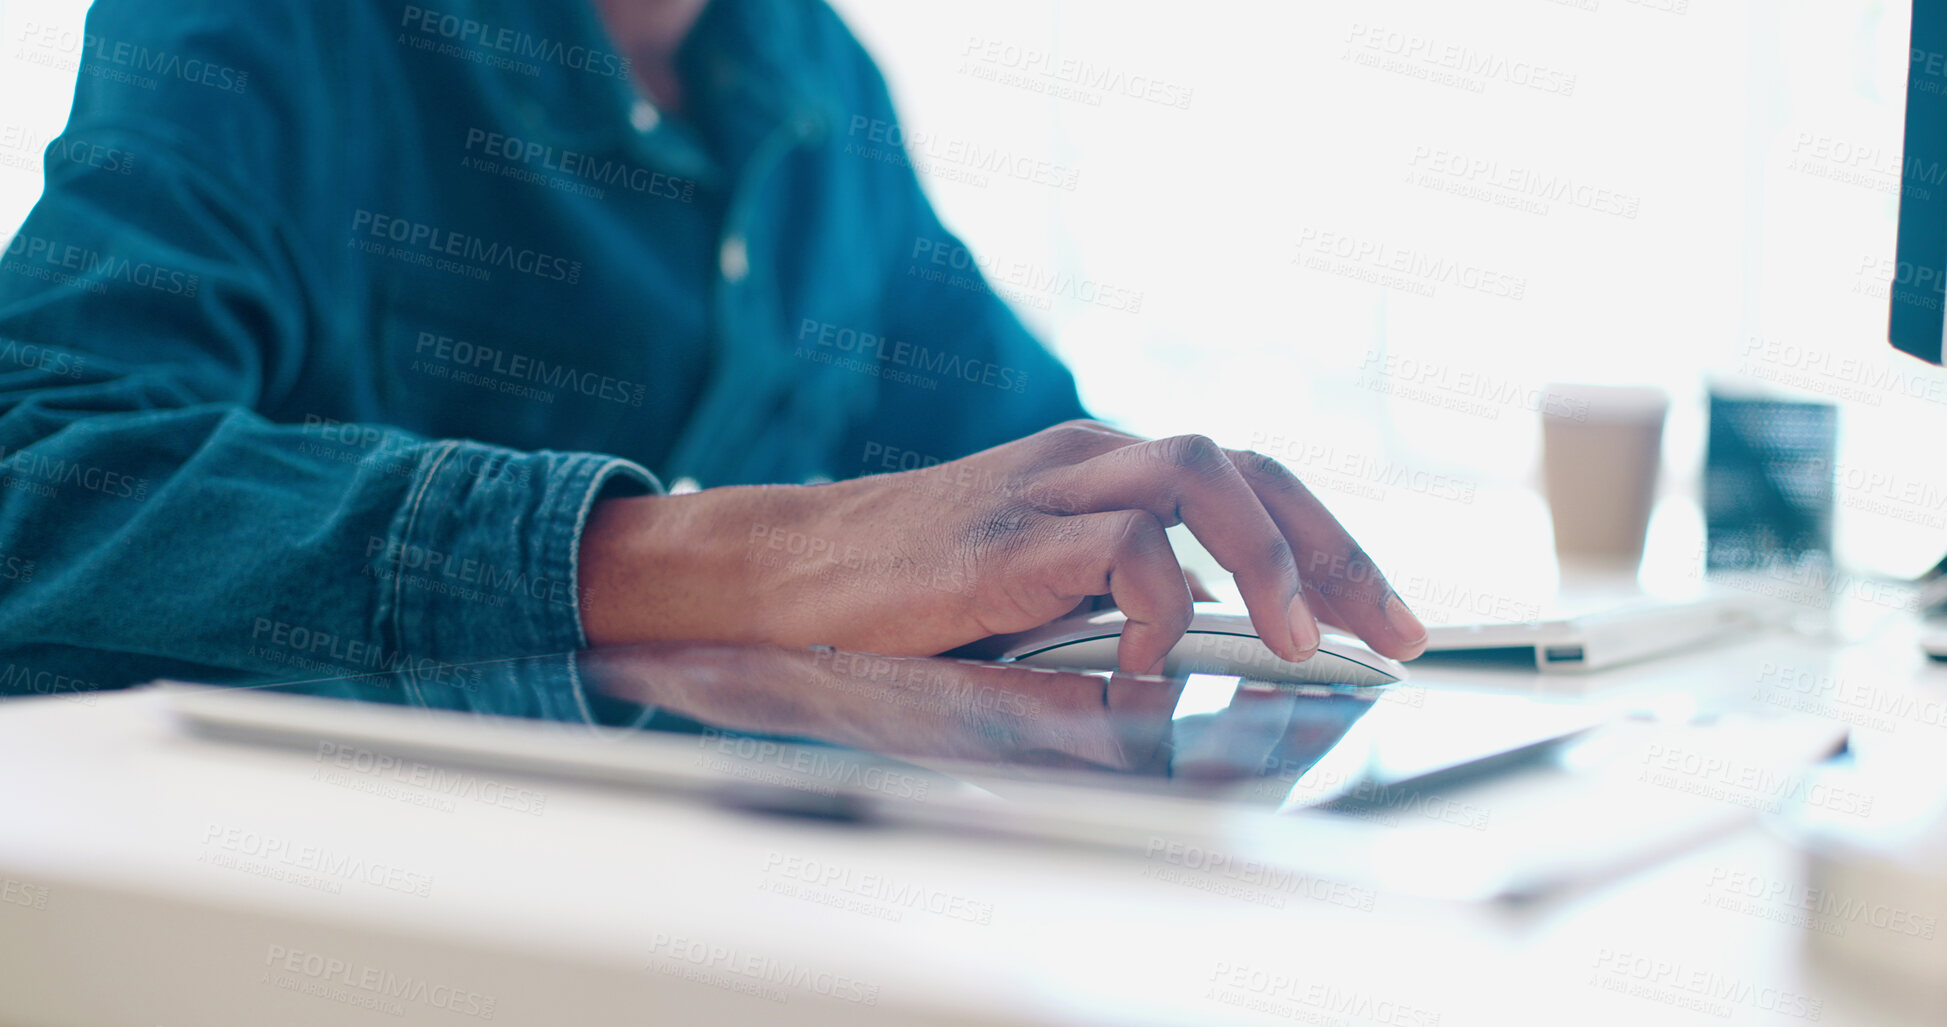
[2,609,1945,1026]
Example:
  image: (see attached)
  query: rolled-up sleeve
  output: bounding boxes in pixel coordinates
[377,445,657,662]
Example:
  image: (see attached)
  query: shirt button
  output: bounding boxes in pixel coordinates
[629,98,660,133]
[719,235,749,283]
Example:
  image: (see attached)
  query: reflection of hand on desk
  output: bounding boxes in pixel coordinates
[3,611,1944,1026]
[584,642,1186,774]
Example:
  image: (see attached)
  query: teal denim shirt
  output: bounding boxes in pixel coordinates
[0,0,1087,713]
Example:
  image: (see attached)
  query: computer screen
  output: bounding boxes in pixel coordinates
[1894,0,1947,363]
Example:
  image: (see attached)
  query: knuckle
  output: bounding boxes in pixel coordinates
[1155,434,1229,477]
[1046,422,1097,445]
[1106,509,1167,556]
[1263,535,1296,575]
[1052,418,1108,433]
[1036,421,1116,464]
[964,503,1039,560]
[1035,514,1094,548]
[1030,481,1088,515]
[1231,448,1291,483]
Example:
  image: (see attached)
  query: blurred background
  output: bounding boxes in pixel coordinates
[6,0,1942,609]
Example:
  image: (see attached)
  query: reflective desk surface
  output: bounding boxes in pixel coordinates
[1,598,1944,1026]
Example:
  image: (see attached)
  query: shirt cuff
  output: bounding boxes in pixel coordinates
[375,441,659,722]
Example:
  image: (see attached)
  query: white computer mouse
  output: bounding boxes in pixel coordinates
[999,605,1407,687]
[1922,624,1947,662]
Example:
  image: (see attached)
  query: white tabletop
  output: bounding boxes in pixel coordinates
[2,607,1945,1026]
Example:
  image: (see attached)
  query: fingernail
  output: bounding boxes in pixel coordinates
[1384,594,1428,648]
[1286,597,1321,659]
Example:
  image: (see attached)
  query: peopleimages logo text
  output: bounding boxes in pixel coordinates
[0,444,148,499]
[13,22,249,93]
[4,233,199,297]
[400,5,629,80]
[350,210,582,284]
[263,945,496,1019]
[797,319,1029,393]
[414,331,645,406]
[463,128,693,201]
[0,338,86,379]
[959,38,1194,109]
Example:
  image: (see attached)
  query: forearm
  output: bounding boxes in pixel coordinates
[571,421,1428,674]
[579,484,813,649]
[0,374,652,692]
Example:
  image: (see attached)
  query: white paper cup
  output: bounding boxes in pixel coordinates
[1540,384,1669,567]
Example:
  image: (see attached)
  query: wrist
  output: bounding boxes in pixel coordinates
[577,485,804,648]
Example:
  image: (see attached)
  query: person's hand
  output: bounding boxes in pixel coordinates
[579,420,1427,673]
[582,642,1185,773]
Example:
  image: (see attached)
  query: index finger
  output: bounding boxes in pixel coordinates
[1225,449,1428,660]
[1031,435,1317,663]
